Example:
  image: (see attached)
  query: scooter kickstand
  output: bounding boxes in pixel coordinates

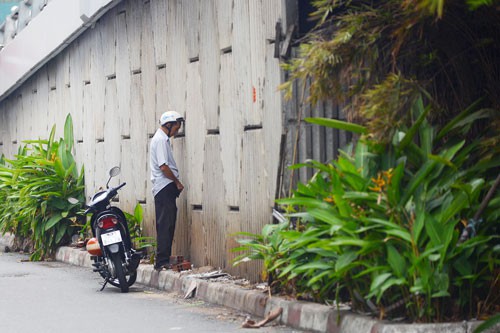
[100,279,109,291]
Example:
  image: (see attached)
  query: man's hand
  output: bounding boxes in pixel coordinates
[175,181,184,193]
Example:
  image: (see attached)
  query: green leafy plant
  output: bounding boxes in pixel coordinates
[234,97,499,322]
[0,114,85,260]
[123,203,156,251]
[232,222,292,290]
[270,0,499,323]
[474,313,500,333]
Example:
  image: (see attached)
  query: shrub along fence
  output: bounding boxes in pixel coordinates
[0,114,85,260]
[234,96,500,323]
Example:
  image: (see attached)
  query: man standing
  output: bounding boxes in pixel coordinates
[150,111,185,271]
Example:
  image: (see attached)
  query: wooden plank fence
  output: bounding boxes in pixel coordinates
[0,0,350,282]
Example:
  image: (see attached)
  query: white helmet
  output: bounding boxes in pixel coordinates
[160,111,184,125]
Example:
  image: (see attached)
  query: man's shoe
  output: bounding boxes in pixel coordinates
[154,264,171,271]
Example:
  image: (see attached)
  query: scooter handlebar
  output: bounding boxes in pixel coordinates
[108,182,126,197]
[115,182,126,191]
[84,183,127,213]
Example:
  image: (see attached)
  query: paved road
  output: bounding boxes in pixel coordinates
[0,252,305,333]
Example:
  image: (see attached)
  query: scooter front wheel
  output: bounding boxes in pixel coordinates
[110,252,129,293]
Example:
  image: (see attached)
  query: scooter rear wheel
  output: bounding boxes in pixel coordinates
[110,252,129,293]
[107,270,137,287]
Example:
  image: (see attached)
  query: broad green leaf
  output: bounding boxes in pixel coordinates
[335,251,358,272]
[365,218,412,243]
[387,245,406,278]
[397,97,430,153]
[437,191,468,224]
[354,140,369,176]
[305,117,367,134]
[386,162,405,205]
[47,125,56,159]
[373,277,406,303]
[277,197,331,210]
[437,107,493,141]
[343,191,379,201]
[295,261,332,272]
[424,215,442,247]
[55,222,68,243]
[308,208,345,226]
[473,314,500,333]
[64,114,74,152]
[329,238,371,248]
[54,158,65,178]
[412,205,426,243]
[369,272,392,294]
[307,270,332,286]
[44,214,63,231]
[401,160,436,204]
[134,203,144,223]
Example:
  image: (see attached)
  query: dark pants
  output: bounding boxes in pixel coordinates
[154,182,178,268]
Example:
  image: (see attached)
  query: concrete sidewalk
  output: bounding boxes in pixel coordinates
[1,234,498,333]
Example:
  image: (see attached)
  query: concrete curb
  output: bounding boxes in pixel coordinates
[1,236,497,333]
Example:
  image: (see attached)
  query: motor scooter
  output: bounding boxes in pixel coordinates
[84,166,141,292]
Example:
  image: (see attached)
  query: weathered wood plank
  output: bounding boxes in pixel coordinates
[248,0,265,126]
[94,141,107,192]
[263,43,283,200]
[82,83,97,194]
[77,31,92,85]
[141,0,158,135]
[240,129,272,281]
[115,10,131,138]
[202,135,226,269]
[126,0,143,72]
[190,210,207,268]
[154,67,169,133]
[89,27,106,142]
[20,83,33,143]
[68,41,85,143]
[219,52,241,207]
[103,78,121,170]
[0,104,5,156]
[54,55,70,137]
[48,89,58,137]
[101,10,117,78]
[185,61,205,205]
[129,73,147,202]
[150,0,168,66]
[172,137,189,258]
[262,0,283,40]
[183,0,200,60]
[166,0,187,117]
[199,0,219,130]
[34,67,50,135]
[119,137,134,209]
[4,98,17,156]
[232,0,253,127]
[55,53,71,135]
[216,0,233,51]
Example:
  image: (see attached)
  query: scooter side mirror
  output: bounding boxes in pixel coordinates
[106,166,121,188]
[109,166,121,178]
